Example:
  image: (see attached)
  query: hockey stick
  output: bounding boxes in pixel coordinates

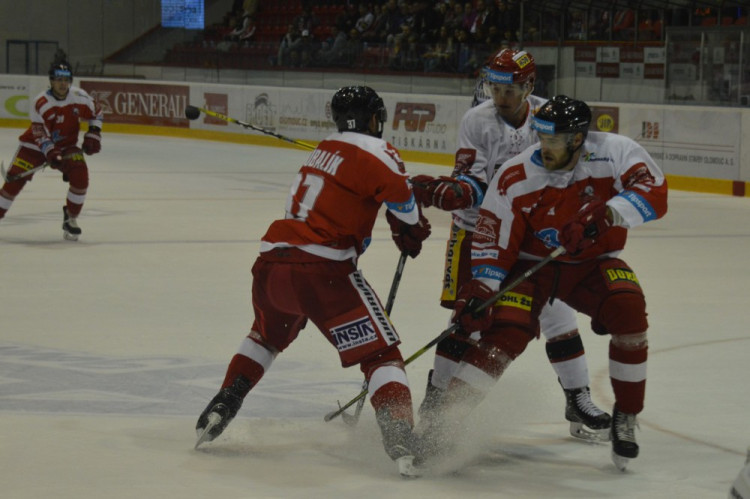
[340,251,409,426]
[323,245,566,422]
[1,161,47,183]
[184,105,316,151]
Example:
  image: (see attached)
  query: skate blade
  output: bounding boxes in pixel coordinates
[194,412,221,449]
[396,456,421,479]
[63,231,79,241]
[611,450,630,471]
[570,422,610,443]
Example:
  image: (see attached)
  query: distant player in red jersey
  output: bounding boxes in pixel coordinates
[195,86,431,478]
[417,95,667,472]
[0,58,103,240]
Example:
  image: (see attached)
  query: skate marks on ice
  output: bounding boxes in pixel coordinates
[0,343,356,418]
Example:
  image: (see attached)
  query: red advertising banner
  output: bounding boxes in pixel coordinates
[574,46,597,62]
[595,63,620,78]
[79,81,190,127]
[202,93,228,126]
[619,46,644,63]
[644,63,665,79]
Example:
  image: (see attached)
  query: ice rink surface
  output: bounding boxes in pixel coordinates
[1,128,748,498]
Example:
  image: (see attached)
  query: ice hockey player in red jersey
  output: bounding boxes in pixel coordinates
[411,49,610,443]
[195,86,431,478]
[0,58,103,240]
[417,95,667,472]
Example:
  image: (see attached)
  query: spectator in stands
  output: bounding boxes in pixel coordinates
[335,4,359,33]
[342,28,364,66]
[316,26,349,66]
[412,0,443,43]
[242,0,259,18]
[227,11,256,44]
[275,24,301,67]
[354,3,375,35]
[461,1,479,33]
[423,25,456,72]
[362,4,387,44]
[610,9,635,40]
[288,29,316,68]
[444,2,465,33]
[294,6,319,36]
[381,0,406,49]
[469,0,497,37]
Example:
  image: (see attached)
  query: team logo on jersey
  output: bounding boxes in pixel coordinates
[535,228,560,249]
[623,164,655,189]
[453,148,476,175]
[497,163,526,195]
[330,317,378,351]
[473,216,499,244]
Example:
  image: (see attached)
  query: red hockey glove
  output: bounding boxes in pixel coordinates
[45,145,64,168]
[452,279,496,334]
[386,210,431,258]
[559,200,612,255]
[410,174,478,211]
[82,126,101,155]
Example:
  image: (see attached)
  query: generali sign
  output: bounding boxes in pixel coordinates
[79,81,190,127]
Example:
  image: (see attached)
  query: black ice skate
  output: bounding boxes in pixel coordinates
[564,386,611,442]
[415,369,446,434]
[195,376,251,449]
[610,405,639,471]
[375,408,421,478]
[62,206,81,241]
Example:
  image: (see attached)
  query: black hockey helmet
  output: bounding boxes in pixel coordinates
[532,95,591,138]
[331,86,387,138]
[49,60,73,81]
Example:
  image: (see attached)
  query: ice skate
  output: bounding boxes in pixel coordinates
[62,206,81,241]
[564,386,611,442]
[610,405,639,471]
[415,369,446,435]
[375,408,421,478]
[195,376,251,449]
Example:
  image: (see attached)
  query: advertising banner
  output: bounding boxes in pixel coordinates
[79,81,190,127]
[0,76,31,119]
[624,106,740,179]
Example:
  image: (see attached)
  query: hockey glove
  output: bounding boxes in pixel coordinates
[410,174,479,211]
[82,126,102,155]
[385,209,431,258]
[44,145,64,168]
[452,279,496,334]
[559,200,612,255]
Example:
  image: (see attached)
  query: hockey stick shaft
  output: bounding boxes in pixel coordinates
[323,245,565,422]
[385,251,408,313]
[185,105,316,151]
[342,251,409,425]
[2,161,46,182]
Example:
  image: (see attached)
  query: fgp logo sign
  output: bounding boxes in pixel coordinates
[392,103,436,132]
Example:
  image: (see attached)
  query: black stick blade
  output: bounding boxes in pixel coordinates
[185,105,201,120]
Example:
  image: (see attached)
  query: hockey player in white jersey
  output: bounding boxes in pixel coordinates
[418,95,667,471]
[411,48,610,443]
